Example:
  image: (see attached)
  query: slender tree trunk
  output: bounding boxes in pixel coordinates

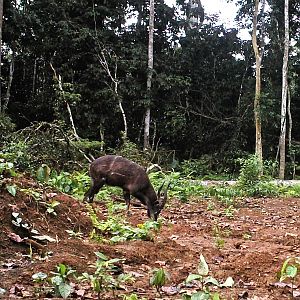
[144,0,154,151]
[92,0,127,140]
[0,0,3,112]
[252,0,265,175]
[50,62,80,140]
[279,0,289,179]
[3,51,15,111]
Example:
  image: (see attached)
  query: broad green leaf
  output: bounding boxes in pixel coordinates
[197,254,209,276]
[285,265,298,279]
[220,276,234,287]
[186,273,202,283]
[150,268,168,287]
[95,252,108,261]
[58,263,67,276]
[212,292,220,300]
[36,164,51,182]
[58,282,73,299]
[51,275,63,286]
[191,291,210,300]
[6,185,17,197]
[32,272,48,282]
[203,276,219,286]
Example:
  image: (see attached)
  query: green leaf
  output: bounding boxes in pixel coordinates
[285,265,298,279]
[51,275,63,286]
[186,273,202,283]
[150,268,168,287]
[95,252,108,261]
[212,292,220,300]
[203,276,219,286]
[191,291,210,300]
[36,164,51,182]
[197,254,209,276]
[6,185,17,197]
[58,282,73,299]
[58,263,67,276]
[220,276,234,287]
[32,272,48,282]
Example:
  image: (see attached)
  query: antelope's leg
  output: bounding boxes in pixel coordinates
[123,190,131,215]
[83,178,105,203]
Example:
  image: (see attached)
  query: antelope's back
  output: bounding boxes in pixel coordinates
[90,155,150,188]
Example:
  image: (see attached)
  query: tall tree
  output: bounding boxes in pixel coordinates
[0,0,3,112]
[144,0,154,150]
[278,0,289,179]
[252,0,266,174]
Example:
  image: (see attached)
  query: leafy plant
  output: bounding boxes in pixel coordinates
[6,184,17,196]
[122,294,147,300]
[50,263,76,299]
[36,164,51,183]
[45,200,60,216]
[279,256,300,297]
[78,252,133,297]
[150,268,169,295]
[49,170,90,195]
[65,229,84,239]
[0,159,16,178]
[87,204,162,243]
[184,254,234,299]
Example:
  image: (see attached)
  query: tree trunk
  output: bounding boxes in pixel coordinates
[3,51,15,111]
[252,0,265,175]
[0,0,3,112]
[279,0,289,179]
[144,0,154,151]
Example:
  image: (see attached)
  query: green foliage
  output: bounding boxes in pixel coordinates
[0,159,16,177]
[237,155,262,188]
[116,138,148,167]
[50,264,76,299]
[49,170,90,195]
[150,268,169,295]
[279,257,300,283]
[179,157,216,179]
[87,204,162,243]
[122,294,147,300]
[36,164,51,183]
[183,254,234,300]
[45,200,60,216]
[1,141,32,170]
[236,155,282,197]
[0,113,16,141]
[6,185,17,197]
[78,252,133,295]
[1,122,91,171]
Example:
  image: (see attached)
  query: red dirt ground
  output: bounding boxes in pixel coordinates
[0,176,300,299]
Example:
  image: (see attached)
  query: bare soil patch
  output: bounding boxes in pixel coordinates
[0,176,299,299]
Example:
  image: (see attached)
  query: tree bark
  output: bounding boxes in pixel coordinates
[144,0,154,151]
[3,52,15,111]
[279,0,289,179]
[252,0,265,175]
[0,0,3,112]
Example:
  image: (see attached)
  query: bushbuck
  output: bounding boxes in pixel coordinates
[83,155,168,220]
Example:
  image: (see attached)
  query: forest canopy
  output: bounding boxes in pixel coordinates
[0,0,299,178]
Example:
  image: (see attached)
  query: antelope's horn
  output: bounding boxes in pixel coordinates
[157,181,165,197]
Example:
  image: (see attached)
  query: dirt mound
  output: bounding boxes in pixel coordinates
[0,176,300,299]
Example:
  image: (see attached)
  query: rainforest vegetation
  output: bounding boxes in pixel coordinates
[0,0,300,178]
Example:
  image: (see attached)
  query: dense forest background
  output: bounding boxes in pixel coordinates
[0,0,299,178]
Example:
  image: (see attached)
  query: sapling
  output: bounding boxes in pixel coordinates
[185,254,234,299]
[150,268,169,296]
[279,256,300,297]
